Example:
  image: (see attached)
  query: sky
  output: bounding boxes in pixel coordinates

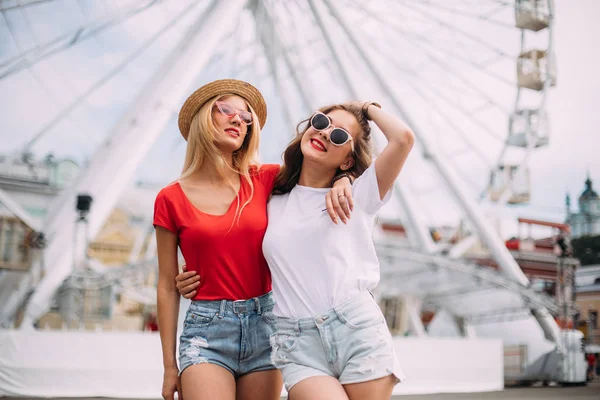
[0,0,598,240]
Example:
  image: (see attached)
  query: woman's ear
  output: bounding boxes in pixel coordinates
[340,157,355,171]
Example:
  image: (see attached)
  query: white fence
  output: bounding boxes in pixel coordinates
[0,330,503,398]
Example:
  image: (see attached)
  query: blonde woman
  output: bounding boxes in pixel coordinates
[154,80,352,400]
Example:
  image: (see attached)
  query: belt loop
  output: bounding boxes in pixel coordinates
[255,297,261,315]
[218,300,226,319]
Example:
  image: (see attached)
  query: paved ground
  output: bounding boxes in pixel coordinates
[4,381,599,399]
[393,380,600,399]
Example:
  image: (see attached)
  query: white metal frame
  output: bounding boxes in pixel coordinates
[18,0,247,328]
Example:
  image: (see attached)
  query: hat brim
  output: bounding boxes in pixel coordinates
[178,79,267,140]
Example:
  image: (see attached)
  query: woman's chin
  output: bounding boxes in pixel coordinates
[215,137,244,153]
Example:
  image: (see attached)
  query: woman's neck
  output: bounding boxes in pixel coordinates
[187,153,238,185]
[297,160,336,188]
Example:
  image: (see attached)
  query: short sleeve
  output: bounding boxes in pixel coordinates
[352,162,392,215]
[256,164,281,193]
[153,189,177,234]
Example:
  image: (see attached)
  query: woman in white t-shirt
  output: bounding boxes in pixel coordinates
[178,101,414,399]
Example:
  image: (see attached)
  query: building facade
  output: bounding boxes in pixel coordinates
[575,265,600,350]
[566,174,600,238]
[0,154,158,330]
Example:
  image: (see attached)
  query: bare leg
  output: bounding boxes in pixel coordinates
[344,374,397,400]
[236,369,283,400]
[288,376,349,400]
[181,364,236,400]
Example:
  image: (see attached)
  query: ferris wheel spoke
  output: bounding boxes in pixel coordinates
[397,0,516,30]
[408,84,497,169]
[0,0,164,80]
[394,0,516,62]
[262,0,319,111]
[362,32,502,168]
[358,2,516,88]
[373,15,512,115]
[1,11,82,124]
[0,0,58,12]
[377,52,506,144]
[13,0,201,154]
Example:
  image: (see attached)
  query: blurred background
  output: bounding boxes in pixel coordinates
[0,0,599,398]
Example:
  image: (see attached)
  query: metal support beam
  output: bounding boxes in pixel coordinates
[447,235,479,259]
[404,295,427,337]
[249,0,312,115]
[18,0,246,329]
[127,219,152,265]
[308,0,437,254]
[376,244,559,313]
[249,0,297,132]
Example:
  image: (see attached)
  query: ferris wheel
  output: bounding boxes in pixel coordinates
[0,1,557,334]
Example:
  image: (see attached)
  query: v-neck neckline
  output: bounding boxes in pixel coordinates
[176,180,242,217]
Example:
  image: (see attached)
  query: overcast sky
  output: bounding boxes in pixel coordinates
[0,0,598,239]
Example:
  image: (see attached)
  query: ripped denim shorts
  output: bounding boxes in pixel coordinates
[179,291,277,377]
[270,291,405,392]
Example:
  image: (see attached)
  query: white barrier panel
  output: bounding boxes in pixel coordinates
[391,338,504,395]
[0,330,164,398]
[0,330,503,398]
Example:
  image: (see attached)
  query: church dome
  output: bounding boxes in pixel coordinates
[580,176,599,202]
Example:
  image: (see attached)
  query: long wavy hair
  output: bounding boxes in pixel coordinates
[272,103,372,195]
[180,94,261,221]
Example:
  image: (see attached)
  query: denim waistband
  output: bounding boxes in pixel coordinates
[190,291,274,315]
[275,291,375,332]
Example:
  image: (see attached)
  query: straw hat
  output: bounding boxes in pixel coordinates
[178,79,267,140]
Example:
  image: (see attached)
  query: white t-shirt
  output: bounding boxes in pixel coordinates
[262,163,392,318]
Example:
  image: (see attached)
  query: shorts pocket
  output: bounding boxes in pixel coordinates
[184,307,217,328]
[337,300,384,330]
[270,331,299,353]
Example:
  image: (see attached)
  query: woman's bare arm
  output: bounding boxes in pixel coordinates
[156,226,182,400]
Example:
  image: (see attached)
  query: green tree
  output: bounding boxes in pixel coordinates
[572,235,600,266]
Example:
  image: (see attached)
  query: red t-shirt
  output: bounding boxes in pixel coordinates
[153,164,280,301]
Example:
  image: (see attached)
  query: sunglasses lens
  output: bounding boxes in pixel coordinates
[219,103,235,116]
[239,111,252,124]
[218,102,253,124]
[311,113,330,130]
[330,128,349,145]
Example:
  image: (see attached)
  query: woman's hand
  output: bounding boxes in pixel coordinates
[162,365,182,400]
[175,264,200,299]
[325,176,354,224]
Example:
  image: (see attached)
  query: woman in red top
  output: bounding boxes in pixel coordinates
[154,79,351,400]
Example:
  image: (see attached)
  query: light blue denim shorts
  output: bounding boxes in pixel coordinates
[179,291,277,377]
[270,291,405,392]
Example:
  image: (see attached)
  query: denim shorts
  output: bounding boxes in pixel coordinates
[179,291,277,377]
[270,291,405,392]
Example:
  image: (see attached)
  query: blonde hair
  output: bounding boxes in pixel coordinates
[180,94,261,222]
